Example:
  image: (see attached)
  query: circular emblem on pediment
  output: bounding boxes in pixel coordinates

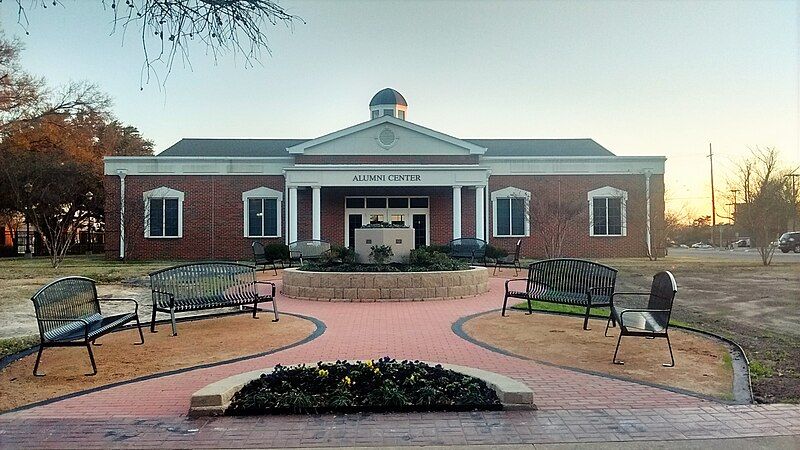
[376,126,398,149]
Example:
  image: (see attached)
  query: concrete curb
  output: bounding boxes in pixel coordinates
[188,360,535,416]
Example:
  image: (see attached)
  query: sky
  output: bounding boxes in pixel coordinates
[1,0,798,219]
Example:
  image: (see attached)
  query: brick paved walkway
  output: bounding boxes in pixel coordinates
[1,276,799,448]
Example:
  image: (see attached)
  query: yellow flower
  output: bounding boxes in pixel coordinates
[364,359,373,367]
[318,369,329,377]
[373,367,380,374]
[342,376,352,385]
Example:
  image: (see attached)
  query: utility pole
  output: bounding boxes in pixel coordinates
[708,143,716,247]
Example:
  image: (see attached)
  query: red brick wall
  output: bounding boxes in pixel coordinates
[104,175,285,261]
[104,173,664,260]
[487,174,665,259]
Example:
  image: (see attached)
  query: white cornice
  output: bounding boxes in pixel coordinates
[285,116,488,155]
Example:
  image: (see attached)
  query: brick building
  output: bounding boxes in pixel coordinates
[103,88,665,260]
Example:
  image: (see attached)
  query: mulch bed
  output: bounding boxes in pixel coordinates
[0,313,316,412]
[463,311,734,399]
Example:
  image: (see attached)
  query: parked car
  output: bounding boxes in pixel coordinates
[778,232,800,253]
[730,238,750,248]
[691,242,713,249]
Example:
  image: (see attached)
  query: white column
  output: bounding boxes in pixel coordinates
[288,186,298,242]
[452,185,462,239]
[475,185,485,240]
[644,171,652,257]
[312,186,321,240]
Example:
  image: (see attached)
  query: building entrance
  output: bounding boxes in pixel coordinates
[344,196,429,249]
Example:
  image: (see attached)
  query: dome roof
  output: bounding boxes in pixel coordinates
[369,88,407,107]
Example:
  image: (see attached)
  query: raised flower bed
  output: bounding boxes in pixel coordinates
[225,358,502,415]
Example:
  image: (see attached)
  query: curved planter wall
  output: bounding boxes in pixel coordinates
[282,267,489,301]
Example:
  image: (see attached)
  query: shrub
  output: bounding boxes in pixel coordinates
[485,245,509,260]
[369,245,394,264]
[423,244,451,254]
[362,222,409,228]
[329,245,357,264]
[226,358,501,415]
[263,243,289,261]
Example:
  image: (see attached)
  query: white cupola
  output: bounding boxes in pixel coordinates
[369,88,407,120]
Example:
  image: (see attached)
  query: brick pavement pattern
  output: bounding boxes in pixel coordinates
[1,276,799,448]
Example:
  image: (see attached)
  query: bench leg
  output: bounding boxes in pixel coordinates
[150,307,158,333]
[170,309,178,336]
[252,300,259,318]
[613,333,624,365]
[604,315,614,337]
[85,343,98,376]
[663,333,675,367]
[135,315,145,344]
[526,298,533,315]
[271,298,280,322]
[493,264,498,276]
[272,262,278,276]
[501,293,509,316]
[33,345,45,377]
[583,306,592,330]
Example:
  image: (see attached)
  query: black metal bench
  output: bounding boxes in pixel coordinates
[149,262,278,336]
[605,271,678,367]
[288,239,331,265]
[501,258,618,330]
[448,238,487,265]
[31,276,144,376]
[252,241,287,275]
[493,239,522,276]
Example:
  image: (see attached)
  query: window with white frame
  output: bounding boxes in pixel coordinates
[143,187,184,238]
[491,187,530,237]
[588,186,627,236]
[242,187,282,238]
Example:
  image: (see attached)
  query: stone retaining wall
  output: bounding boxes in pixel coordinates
[281,267,489,301]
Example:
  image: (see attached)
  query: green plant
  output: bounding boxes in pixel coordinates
[422,244,451,254]
[329,245,357,264]
[226,358,501,415]
[749,360,775,380]
[485,245,509,260]
[263,243,290,261]
[369,245,394,265]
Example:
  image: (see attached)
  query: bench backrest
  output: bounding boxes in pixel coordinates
[527,258,618,296]
[448,238,487,257]
[31,277,100,339]
[252,241,266,260]
[288,240,331,258]
[149,262,257,309]
[648,271,678,327]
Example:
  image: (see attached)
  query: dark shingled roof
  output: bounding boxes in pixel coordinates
[369,88,408,107]
[158,137,614,157]
[466,138,614,157]
[159,138,304,157]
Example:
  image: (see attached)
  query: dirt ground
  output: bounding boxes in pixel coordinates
[597,254,800,403]
[0,313,316,412]
[463,312,733,399]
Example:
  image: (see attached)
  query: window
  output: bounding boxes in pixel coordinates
[366,197,387,208]
[345,197,365,208]
[383,109,394,117]
[398,110,405,120]
[491,187,530,237]
[372,110,379,119]
[588,186,627,236]
[410,197,428,208]
[388,197,408,208]
[242,187,282,238]
[143,187,184,238]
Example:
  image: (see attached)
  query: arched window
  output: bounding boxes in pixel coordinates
[242,187,283,238]
[143,187,184,238]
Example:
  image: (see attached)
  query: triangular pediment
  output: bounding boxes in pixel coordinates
[286,116,486,156]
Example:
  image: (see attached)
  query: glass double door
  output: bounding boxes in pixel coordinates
[345,196,429,249]
[347,212,427,249]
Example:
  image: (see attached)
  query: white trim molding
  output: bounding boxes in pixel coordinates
[588,186,628,237]
[242,187,283,238]
[491,186,531,238]
[143,186,185,238]
[286,115,487,155]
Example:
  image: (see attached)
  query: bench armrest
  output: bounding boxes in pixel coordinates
[98,298,139,314]
[255,280,276,298]
[504,278,527,290]
[289,250,302,258]
[619,308,672,324]
[36,317,91,340]
[585,285,615,305]
[151,289,176,307]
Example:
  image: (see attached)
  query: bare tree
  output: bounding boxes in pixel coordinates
[7,0,302,86]
[530,183,585,258]
[727,147,794,266]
